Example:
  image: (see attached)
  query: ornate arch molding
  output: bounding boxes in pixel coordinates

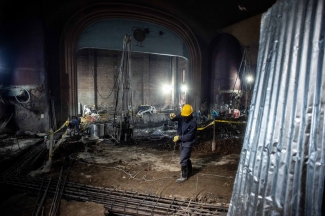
[60,3,202,120]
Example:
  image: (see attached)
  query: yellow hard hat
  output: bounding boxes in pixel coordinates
[181,104,193,116]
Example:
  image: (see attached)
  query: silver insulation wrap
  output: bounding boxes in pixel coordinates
[228,0,325,215]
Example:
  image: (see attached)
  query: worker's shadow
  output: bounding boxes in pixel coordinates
[191,153,223,174]
[191,166,202,176]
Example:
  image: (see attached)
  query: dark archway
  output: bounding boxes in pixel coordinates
[209,33,242,111]
[59,3,202,121]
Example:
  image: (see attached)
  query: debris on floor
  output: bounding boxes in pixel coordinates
[0,114,245,215]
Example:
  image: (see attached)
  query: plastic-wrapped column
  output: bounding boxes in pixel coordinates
[229,0,325,215]
[91,124,98,137]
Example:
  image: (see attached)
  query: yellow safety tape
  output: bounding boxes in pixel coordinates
[214,119,247,124]
[50,129,68,158]
[47,119,69,158]
[53,123,66,134]
[197,119,246,131]
[197,121,215,131]
[49,119,69,135]
[50,118,88,157]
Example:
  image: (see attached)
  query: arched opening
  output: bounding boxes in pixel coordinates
[75,18,190,120]
[59,3,201,122]
[210,33,243,116]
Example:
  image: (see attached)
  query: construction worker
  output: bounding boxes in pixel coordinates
[65,116,81,135]
[211,109,218,119]
[170,104,197,183]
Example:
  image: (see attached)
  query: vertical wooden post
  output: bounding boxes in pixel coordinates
[212,121,216,151]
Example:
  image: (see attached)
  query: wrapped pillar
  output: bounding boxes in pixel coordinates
[229,0,325,215]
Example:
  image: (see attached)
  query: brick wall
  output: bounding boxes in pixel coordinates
[77,49,187,114]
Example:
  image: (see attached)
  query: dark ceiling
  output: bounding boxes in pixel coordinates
[167,0,276,29]
[1,0,276,33]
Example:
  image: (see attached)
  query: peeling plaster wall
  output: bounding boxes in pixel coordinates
[77,49,187,112]
[0,17,49,132]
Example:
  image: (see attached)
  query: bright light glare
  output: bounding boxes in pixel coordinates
[162,84,172,94]
[181,85,187,92]
[246,75,253,83]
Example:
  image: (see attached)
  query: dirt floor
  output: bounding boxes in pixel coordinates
[0,193,106,216]
[0,125,244,215]
[48,135,242,203]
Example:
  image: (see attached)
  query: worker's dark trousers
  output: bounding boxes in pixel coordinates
[179,144,192,166]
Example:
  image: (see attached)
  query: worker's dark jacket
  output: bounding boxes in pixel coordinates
[171,114,197,147]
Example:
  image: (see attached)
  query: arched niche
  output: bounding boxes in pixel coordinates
[60,3,202,121]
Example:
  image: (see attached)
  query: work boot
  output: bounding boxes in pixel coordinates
[188,160,193,177]
[176,166,188,183]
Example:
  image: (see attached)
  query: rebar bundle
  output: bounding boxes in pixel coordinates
[0,113,13,133]
[49,158,73,216]
[0,175,228,215]
[2,142,47,176]
[0,130,228,215]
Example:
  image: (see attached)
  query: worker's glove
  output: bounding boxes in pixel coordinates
[173,135,180,142]
[170,113,176,119]
[65,121,70,127]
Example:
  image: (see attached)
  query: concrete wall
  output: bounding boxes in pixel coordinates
[0,17,50,132]
[77,49,187,113]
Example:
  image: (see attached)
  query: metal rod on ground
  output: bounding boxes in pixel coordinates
[10,141,14,151]
[27,148,47,173]
[51,98,57,131]
[49,129,53,159]
[3,142,46,176]
[16,136,21,150]
[109,134,120,144]
[61,188,221,214]
[0,113,13,132]
[156,140,177,195]
[0,177,228,215]
[52,159,74,216]
[42,129,53,173]
[32,178,45,216]
[49,166,64,216]
[35,177,52,216]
